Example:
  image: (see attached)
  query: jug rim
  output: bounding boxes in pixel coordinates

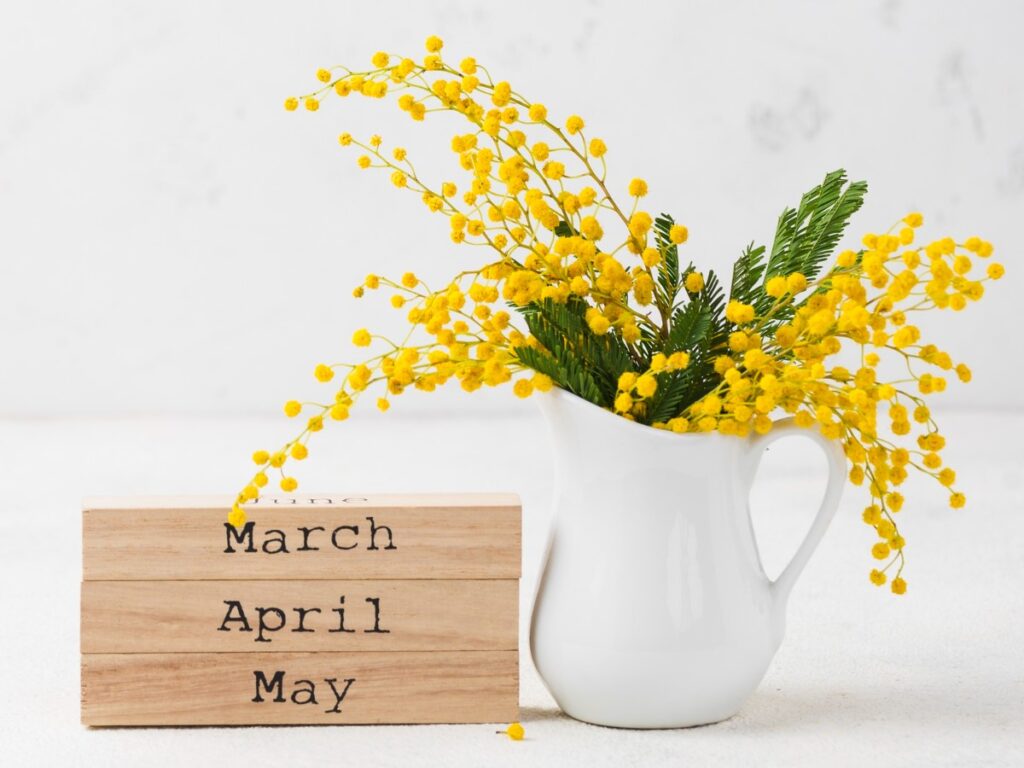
[540,386,736,444]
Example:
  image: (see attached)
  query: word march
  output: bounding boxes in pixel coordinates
[223,516,397,554]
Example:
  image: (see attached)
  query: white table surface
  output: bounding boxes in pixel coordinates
[1,407,1022,767]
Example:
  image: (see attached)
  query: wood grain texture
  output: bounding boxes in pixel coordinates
[81,651,519,725]
[82,494,520,580]
[81,579,518,653]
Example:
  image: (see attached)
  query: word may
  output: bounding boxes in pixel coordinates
[224,517,397,554]
[219,596,390,642]
[252,670,355,714]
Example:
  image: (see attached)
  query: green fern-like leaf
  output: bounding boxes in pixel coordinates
[553,220,577,238]
[665,298,711,354]
[515,344,604,404]
[517,298,633,406]
[729,242,768,307]
[653,214,681,307]
[643,269,726,422]
[509,169,869,426]
[765,169,867,283]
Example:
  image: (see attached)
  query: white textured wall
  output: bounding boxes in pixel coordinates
[2,0,1021,416]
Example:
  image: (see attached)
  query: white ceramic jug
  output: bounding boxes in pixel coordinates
[531,388,846,728]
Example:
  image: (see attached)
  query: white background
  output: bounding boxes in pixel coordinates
[1,0,1022,417]
[1,2,1022,766]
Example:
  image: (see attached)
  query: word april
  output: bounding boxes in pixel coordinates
[220,595,389,643]
[224,516,396,554]
[253,671,355,715]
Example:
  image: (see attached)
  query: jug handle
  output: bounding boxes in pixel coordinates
[743,417,846,608]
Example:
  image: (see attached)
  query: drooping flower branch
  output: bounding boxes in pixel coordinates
[234,36,1004,596]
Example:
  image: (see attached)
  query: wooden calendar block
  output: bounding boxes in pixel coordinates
[82,494,520,580]
[81,494,521,725]
[81,579,517,653]
[81,650,519,726]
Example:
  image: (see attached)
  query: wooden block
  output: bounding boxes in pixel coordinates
[82,494,520,581]
[80,494,522,725]
[81,579,518,653]
[81,651,518,725]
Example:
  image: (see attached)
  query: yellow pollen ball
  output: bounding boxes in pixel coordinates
[635,374,657,398]
[228,507,247,528]
[765,276,787,297]
[588,313,610,335]
[314,363,334,382]
[669,224,688,244]
[786,272,807,293]
[628,178,648,197]
[725,300,755,325]
[532,373,554,392]
[513,379,534,398]
[642,248,661,268]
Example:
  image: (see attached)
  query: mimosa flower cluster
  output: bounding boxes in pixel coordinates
[235,37,1004,595]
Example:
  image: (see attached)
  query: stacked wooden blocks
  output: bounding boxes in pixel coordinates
[81,494,521,725]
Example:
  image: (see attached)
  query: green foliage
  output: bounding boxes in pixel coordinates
[516,298,633,406]
[736,169,867,328]
[652,214,681,307]
[729,242,767,308]
[766,169,867,283]
[511,169,867,425]
[553,220,576,238]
